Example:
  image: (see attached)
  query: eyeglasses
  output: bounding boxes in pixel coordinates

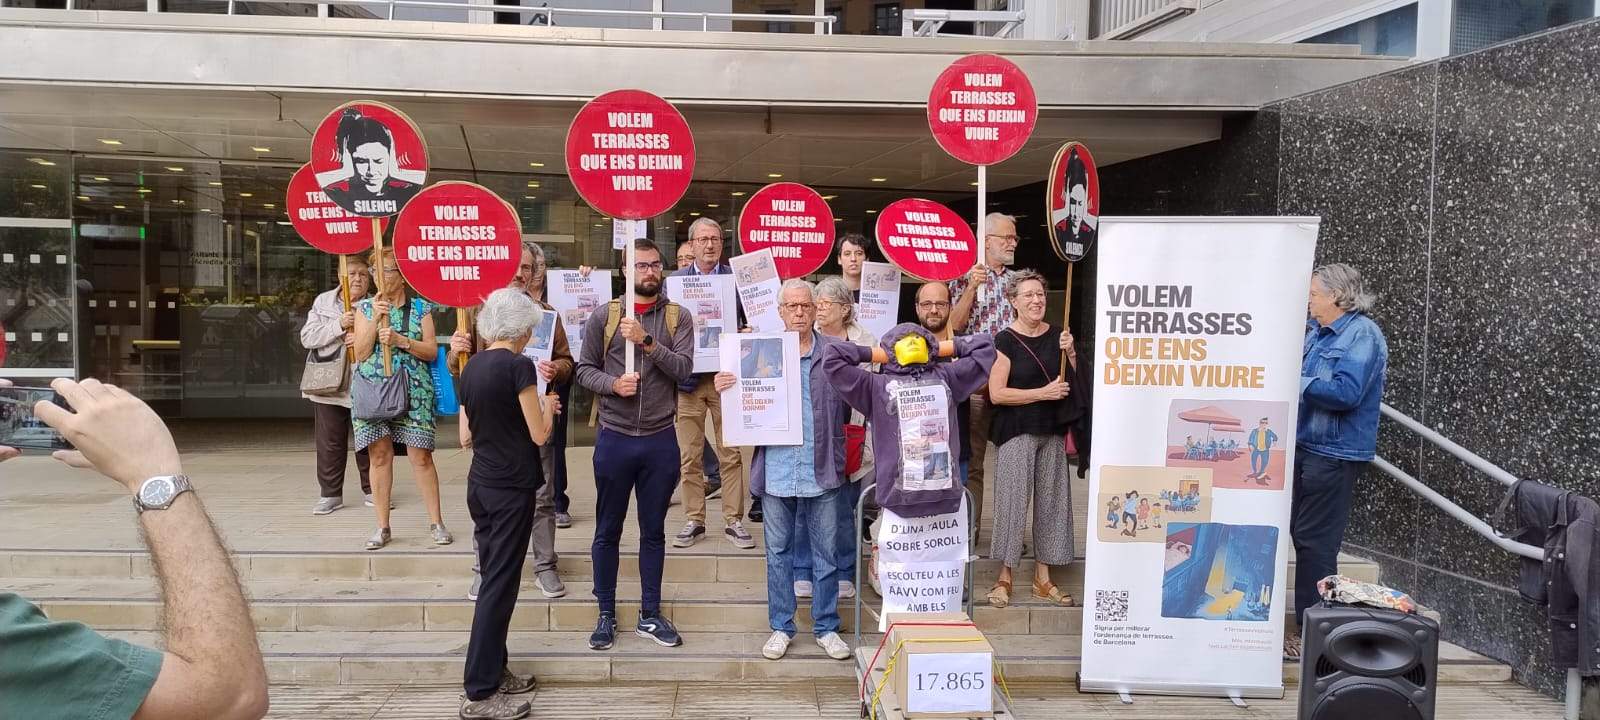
[916,301,951,310]
[986,234,1019,243]
[1015,290,1046,300]
[691,235,720,245]
[814,300,840,310]
[633,261,664,272]
[779,302,815,313]
[371,266,401,276]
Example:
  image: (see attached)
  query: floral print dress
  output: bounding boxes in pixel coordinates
[352,295,436,451]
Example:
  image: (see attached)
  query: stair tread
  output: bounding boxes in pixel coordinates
[96,629,1505,665]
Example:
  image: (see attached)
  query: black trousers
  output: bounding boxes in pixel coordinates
[1290,450,1361,626]
[313,402,370,497]
[592,427,679,616]
[549,382,572,514]
[463,482,538,701]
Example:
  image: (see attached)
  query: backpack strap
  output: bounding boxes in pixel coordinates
[586,299,682,428]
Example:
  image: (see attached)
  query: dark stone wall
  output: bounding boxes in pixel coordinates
[980,18,1600,698]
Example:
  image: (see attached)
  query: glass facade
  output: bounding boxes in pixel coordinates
[1451,0,1594,54]
[1,148,971,443]
[1301,3,1419,57]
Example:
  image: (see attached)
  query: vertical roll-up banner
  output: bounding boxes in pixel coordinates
[1079,217,1319,700]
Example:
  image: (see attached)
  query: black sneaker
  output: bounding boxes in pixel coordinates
[747,495,764,523]
[636,612,683,647]
[589,612,616,651]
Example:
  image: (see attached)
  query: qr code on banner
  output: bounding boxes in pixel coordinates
[1095,589,1130,622]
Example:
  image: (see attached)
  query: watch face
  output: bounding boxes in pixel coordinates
[140,477,177,507]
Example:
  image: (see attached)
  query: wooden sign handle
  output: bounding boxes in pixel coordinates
[454,307,471,374]
[1060,262,1074,381]
[339,254,353,364]
[372,218,392,377]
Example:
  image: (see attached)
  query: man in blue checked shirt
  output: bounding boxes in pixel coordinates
[1288,263,1389,661]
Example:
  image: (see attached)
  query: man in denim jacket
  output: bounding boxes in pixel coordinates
[1289,263,1389,660]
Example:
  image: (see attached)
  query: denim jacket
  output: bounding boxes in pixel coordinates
[1298,312,1388,462]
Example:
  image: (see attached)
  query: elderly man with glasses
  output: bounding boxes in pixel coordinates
[946,211,1021,537]
[668,217,755,550]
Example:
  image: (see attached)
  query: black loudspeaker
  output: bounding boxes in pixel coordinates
[1298,604,1439,720]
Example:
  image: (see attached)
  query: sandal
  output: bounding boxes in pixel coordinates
[986,580,1012,609]
[1032,580,1075,607]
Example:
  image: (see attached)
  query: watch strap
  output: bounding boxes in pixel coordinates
[135,474,193,513]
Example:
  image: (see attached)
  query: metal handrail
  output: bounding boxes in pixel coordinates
[16,0,836,33]
[1372,401,1579,720]
[901,8,1025,39]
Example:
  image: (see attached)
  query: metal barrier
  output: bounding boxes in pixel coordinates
[901,8,1024,39]
[1092,0,1195,39]
[2,0,836,33]
[1373,402,1580,719]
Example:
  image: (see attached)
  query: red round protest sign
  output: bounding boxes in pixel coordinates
[874,199,978,282]
[736,183,834,280]
[392,182,521,308]
[286,164,389,254]
[565,90,696,220]
[309,101,429,219]
[927,54,1037,166]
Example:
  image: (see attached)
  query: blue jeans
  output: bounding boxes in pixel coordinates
[794,480,860,586]
[764,488,842,636]
[959,460,970,487]
[1250,449,1269,477]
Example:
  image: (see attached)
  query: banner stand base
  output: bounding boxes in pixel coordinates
[1077,676,1285,702]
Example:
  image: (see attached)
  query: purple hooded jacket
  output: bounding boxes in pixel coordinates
[822,323,996,518]
[748,332,852,498]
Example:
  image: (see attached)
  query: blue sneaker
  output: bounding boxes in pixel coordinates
[589,612,616,651]
[636,612,683,647]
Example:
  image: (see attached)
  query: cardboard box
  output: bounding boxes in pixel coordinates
[886,612,995,719]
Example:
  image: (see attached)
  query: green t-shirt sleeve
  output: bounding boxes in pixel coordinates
[0,592,164,720]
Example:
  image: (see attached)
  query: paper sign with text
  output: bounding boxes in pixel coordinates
[736,182,834,279]
[877,496,968,630]
[547,269,614,352]
[613,218,645,250]
[392,182,521,308]
[904,652,993,715]
[565,89,695,220]
[730,249,784,333]
[856,261,901,342]
[719,331,802,447]
[665,274,737,373]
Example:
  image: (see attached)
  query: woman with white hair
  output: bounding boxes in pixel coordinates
[456,288,562,720]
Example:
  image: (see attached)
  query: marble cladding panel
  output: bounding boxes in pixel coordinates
[1276,64,1440,562]
[1422,19,1600,518]
[1097,112,1281,217]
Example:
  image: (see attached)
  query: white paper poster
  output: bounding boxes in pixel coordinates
[546,269,613,353]
[893,382,953,492]
[857,261,901,341]
[1079,217,1318,700]
[719,331,802,447]
[522,305,558,395]
[612,219,644,250]
[876,496,968,630]
[730,249,784,333]
[664,274,737,373]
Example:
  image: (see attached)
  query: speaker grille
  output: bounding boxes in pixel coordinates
[1404,664,1428,688]
[1316,656,1338,679]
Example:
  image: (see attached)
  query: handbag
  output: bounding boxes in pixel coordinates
[299,344,348,397]
[351,300,413,422]
[431,346,458,417]
[844,423,867,476]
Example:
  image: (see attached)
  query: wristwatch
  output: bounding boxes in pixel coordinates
[641,333,655,350]
[134,475,193,514]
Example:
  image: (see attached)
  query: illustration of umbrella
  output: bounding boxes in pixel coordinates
[1178,405,1242,441]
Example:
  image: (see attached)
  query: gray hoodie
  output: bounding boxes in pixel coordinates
[575,298,696,436]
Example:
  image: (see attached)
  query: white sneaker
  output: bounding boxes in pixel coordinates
[794,580,813,598]
[363,494,394,509]
[817,632,851,660]
[838,580,857,599]
[761,630,792,660]
[312,497,343,515]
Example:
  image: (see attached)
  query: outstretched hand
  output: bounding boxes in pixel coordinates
[33,378,183,493]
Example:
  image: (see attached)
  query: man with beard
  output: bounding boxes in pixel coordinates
[449,241,574,602]
[575,238,696,651]
[946,212,1020,536]
[915,282,973,486]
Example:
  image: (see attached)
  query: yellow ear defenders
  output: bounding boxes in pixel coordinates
[893,334,931,366]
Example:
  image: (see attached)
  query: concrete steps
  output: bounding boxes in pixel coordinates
[92,628,1512,687]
